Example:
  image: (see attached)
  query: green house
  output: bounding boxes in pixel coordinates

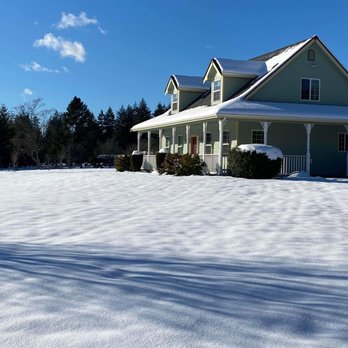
[131,36,348,177]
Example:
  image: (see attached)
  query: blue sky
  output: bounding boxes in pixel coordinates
[1,0,348,115]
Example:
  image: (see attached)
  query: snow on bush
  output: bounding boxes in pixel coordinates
[238,144,283,160]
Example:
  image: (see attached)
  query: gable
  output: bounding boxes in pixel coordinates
[247,41,348,106]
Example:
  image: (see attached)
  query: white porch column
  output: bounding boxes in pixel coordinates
[158,129,163,151]
[304,123,314,174]
[186,125,190,154]
[137,132,142,151]
[172,127,176,153]
[147,131,151,162]
[345,125,348,177]
[202,122,207,161]
[260,121,271,145]
[218,118,226,175]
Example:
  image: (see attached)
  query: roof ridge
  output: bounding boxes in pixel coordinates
[250,37,311,61]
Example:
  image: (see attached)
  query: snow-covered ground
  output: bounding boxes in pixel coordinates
[0,169,347,347]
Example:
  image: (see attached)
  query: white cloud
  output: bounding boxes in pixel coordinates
[34,33,86,63]
[57,12,98,29]
[62,66,69,73]
[98,26,107,35]
[21,61,60,73]
[22,88,33,96]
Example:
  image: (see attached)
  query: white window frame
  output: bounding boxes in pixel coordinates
[301,78,320,102]
[177,134,183,154]
[165,136,170,151]
[212,78,221,104]
[338,133,348,152]
[205,132,212,154]
[172,93,178,112]
[251,129,264,144]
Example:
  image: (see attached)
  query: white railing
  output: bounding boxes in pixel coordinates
[200,155,228,174]
[142,155,157,171]
[281,155,307,174]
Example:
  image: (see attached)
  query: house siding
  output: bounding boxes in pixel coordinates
[249,42,348,106]
[223,77,252,101]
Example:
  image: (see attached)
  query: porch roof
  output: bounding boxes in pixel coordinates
[132,97,348,131]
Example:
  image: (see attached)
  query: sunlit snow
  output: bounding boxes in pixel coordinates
[0,169,347,347]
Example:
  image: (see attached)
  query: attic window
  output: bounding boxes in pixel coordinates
[308,49,315,62]
[172,93,178,111]
[301,78,320,101]
[212,79,221,102]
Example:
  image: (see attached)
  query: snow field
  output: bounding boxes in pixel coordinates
[0,169,347,347]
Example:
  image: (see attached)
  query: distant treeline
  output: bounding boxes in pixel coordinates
[0,96,169,169]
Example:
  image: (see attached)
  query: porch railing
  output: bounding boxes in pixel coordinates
[142,155,157,171]
[280,155,307,175]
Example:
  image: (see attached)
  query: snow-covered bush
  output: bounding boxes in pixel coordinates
[160,153,205,176]
[131,151,143,172]
[227,144,283,179]
[114,155,131,172]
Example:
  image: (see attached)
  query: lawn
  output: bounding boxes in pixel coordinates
[0,169,347,347]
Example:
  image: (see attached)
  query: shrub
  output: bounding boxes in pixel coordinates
[161,153,205,176]
[131,153,143,172]
[114,155,131,172]
[156,152,167,174]
[227,147,282,179]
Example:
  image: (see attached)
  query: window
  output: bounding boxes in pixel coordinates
[338,133,348,152]
[177,135,183,154]
[252,130,264,144]
[165,136,170,151]
[172,93,178,111]
[205,132,212,154]
[222,130,230,155]
[308,49,315,62]
[212,79,221,103]
[301,78,320,101]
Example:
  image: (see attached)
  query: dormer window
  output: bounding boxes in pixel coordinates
[172,93,178,111]
[308,49,315,62]
[212,79,221,103]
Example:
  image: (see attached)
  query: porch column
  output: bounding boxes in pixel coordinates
[260,121,271,145]
[202,122,207,161]
[304,123,314,174]
[345,125,348,176]
[137,132,142,151]
[147,131,151,162]
[158,129,163,151]
[172,127,176,153]
[218,118,226,175]
[186,125,190,154]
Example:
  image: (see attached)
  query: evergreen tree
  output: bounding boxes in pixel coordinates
[115,105,136,153]
[153,102,169,117]
[64,96,98,164]
[45,111,71,166]
[0,105,13,168]
[134,98,151,124]
[97,107,115,141]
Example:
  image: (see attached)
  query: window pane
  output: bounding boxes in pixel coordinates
[252,130,264,144]
[213,91,220,101]
[213,80,221,90]
[338,133,347,152]
[206,132,212,145]
[311,79,320,101]
[301,79,310,100]
[223,131,230,144]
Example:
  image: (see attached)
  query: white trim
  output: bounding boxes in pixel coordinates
[171,127,176,153]
[304,123,314,174]
[158,129,163,151]
[260,121,271,145]
[137,132,142,151]
[300,77,321,102]
[186,125,190,154]
[212,77,222,105]
[147,131,151,162]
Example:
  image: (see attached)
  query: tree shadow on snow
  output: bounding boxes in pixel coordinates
[0,243,347,346]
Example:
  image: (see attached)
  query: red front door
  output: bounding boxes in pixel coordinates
[190,136,197,154]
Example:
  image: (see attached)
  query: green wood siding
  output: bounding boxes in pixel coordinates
[249,42,348,106]
[222,76,252,101]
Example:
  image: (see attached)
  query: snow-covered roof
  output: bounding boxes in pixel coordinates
[166,75,210,93]
[132,36,348,132]
[214,58,267,77]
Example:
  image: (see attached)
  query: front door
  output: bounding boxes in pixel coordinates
[190,136,197,154]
